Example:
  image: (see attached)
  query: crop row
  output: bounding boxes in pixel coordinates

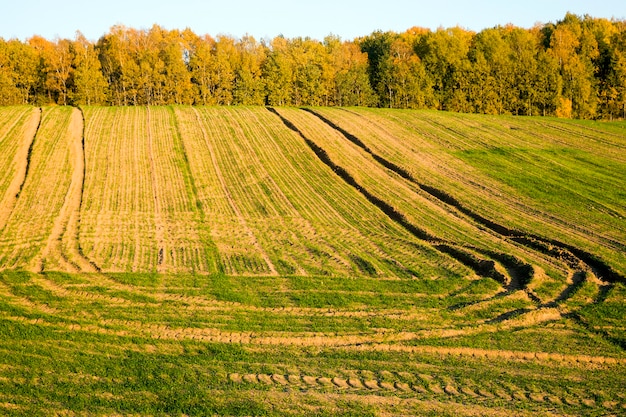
[316,107,626,273]
[0,105,622,285]
[0,107,80,271]
[80,106,218,273]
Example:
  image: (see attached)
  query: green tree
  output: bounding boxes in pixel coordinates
[385,37,432,108]
[359,30,395,106]
[415,27,474,110]
[549,14,599,118]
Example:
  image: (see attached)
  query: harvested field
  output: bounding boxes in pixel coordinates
[0,105,623,416]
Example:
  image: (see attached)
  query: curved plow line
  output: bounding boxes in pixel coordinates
[348,107,626,252]
[39,272,442,319]
[229,109,359,274]
[268,108,530,285]
[262,108,442,276]
[28,275,146,307]
[36,108,96,273]
[0,280,58,315]
[0,108,40,234]
[4,309,624,366]
[193,108,277,275]
[304,108,624,306]
[239,108,397,275]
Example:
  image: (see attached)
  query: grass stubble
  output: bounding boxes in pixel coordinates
[0,105,623,415]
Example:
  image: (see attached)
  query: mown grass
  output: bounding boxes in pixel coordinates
[0,106,624,415]
[0,268,624,416]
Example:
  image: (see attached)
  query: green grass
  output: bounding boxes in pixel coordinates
[0,106,624,415]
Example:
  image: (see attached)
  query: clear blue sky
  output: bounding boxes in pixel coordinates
[1,0,624,42]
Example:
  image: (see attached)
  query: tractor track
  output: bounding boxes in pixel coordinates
[0,108,41,235]
[226,370,623,410]
[269,107,536,290]
[363,108,626,252]
[296,108,626,351]
[75,107,102,272]
[300,108,625,298]
[38,108,99,273]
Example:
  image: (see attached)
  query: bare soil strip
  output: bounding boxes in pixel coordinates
[37,108,96,272]
[268,107,530,283]
[0,108,40,233]
[71,108,100,272]
[192,108,277,275]
[301,108,625,337]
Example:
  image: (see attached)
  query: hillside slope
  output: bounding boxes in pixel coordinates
[0,105,623,416]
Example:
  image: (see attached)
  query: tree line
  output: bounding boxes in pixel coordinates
[1,13,625,119]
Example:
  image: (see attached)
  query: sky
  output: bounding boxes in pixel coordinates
[1,0,624,42]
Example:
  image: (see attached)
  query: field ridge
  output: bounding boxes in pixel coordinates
[0,108,40,233]
[270,107,533,286]
[0,105,624,416]
[305,107,625,285]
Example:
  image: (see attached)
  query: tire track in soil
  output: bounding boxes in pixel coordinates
[74,107,101,272]
[276,107,626,348]
[359,108,626,254]
[301,108,625,308]
[268,107,530,286]
[0,108,41,234]
[193,108,277,275]
[4,298,623,366]
[226,371,620,410]
[37,108,98,273]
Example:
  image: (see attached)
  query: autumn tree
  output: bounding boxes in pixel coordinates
[70,32,108,105]
[0,40,20,105]
[188,34,216,105]
[383,36,432,108]
[233,35,266,105]
[159,29,194,105]
[326,38,375,106]
[0,14,623,118]
[415,27,474,111]
[263,36,293,106]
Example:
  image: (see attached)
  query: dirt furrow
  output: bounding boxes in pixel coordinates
[268,107,529,282]
[37,108,97,273]
[302,108,625,301]
[72,107,100,272]
[0,108,41,233]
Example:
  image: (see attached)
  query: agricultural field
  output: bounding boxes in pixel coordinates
[0,105,624,416]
